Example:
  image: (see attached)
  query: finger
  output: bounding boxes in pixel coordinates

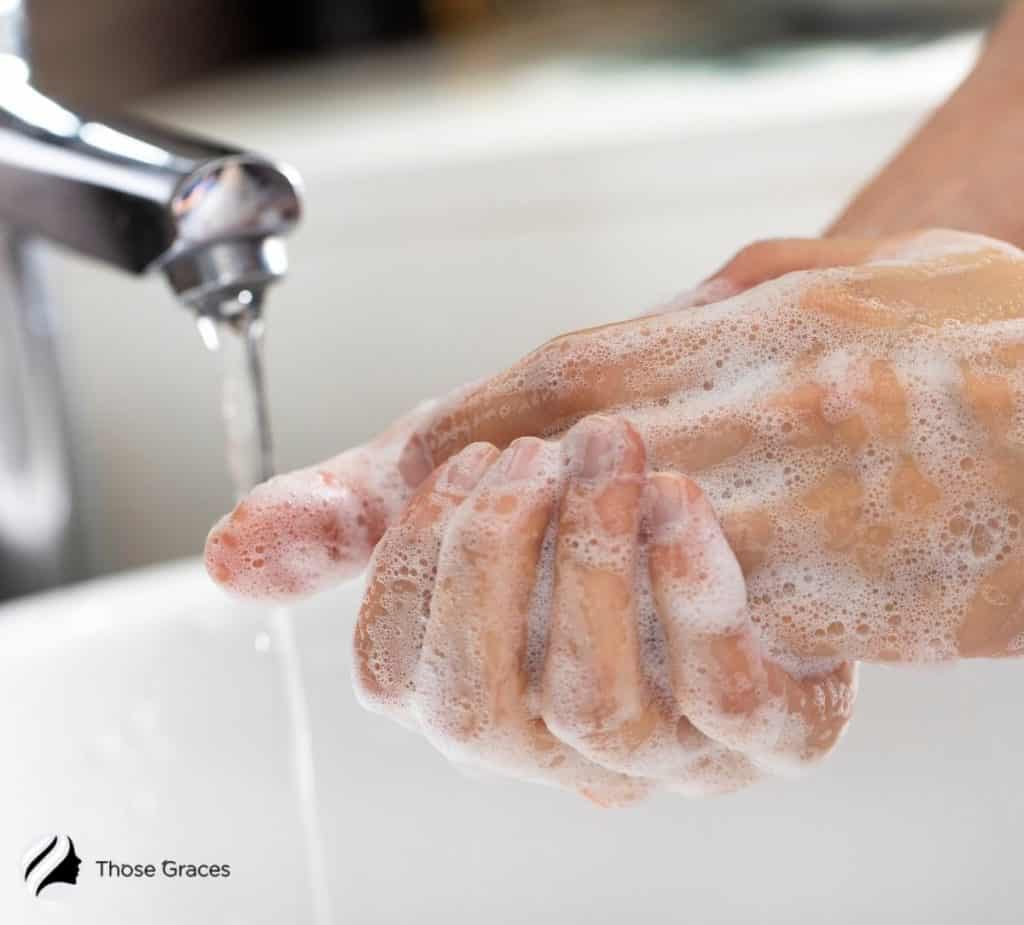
[538,416,762,793]
[539,415,664,770]
[652,238,882,315]
[647,472,857,774]
[206,300,738,599]
[205,404,437,598]
[352,442,499,725]
[661,723,761,797]
[413,435,648,806]
[694,237,883,304]
[209,237,884,601]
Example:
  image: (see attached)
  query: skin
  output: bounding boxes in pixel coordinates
[208,228,1024,802]
[829,2,1024,249]
[205,7,1024,803]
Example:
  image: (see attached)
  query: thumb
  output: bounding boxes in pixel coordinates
[668,236,884,312]
[207,290,719,599]
[205,403,437,599]
[206,314,645,599]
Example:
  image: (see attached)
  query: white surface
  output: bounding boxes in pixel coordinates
[45,36,977,575]
[0,558,1020,923]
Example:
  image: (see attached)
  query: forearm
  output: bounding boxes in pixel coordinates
[830,2,1024,247]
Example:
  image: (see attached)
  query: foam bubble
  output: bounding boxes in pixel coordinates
[316,231,1024,797]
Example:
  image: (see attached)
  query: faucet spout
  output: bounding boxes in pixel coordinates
[0,3,304,597]
[0,75,302,315]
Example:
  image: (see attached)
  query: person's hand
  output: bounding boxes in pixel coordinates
[350,414,855,804]
[203,234,894,600]
[210,229,1024,656]
[207,228,1024,800]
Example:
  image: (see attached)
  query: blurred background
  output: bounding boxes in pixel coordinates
[30,0,1000,108]
[2,0,1008,599]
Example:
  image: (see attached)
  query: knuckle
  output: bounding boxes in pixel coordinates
[521,333,578,385]
[541,687,646,753]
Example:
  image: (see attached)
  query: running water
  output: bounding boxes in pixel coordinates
[195,291,274,490]
[197,294,333,925]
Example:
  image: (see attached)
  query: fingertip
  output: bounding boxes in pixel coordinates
[765,659,859,770]
[354,444,501,725]
[578,777,654,808]
[430,441,500,496]
[564,414,646,479]
[499,435,550,481]
[205,468,381,600]
[396,431,434,488]
[646,472,696,544]
[204,513,235,586]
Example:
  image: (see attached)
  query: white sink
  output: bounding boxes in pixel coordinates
[1,559,1020,923]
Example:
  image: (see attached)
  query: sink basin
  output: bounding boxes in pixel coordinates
[1,559,1020,922]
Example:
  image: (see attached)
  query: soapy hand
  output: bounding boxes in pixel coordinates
[351,415,855,803]
[207,228,1024,801]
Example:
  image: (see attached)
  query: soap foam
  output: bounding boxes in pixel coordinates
[352,230,1024,798]
[473,230,1024,669]
[231,229,1024,799]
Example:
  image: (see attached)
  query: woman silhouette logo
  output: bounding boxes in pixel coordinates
[23,835,81,897]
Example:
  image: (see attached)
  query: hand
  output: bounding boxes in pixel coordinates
[352,415,854,804]
[207,228,1024,801]
[203,235,892,599]
[209,228,1024,662]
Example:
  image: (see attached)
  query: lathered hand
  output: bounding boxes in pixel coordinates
[207,229,1024,801]
[353,414,854,804]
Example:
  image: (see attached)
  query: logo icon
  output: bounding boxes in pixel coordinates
[23,835,81,897]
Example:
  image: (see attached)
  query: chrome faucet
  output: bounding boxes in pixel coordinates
[0,2,302,599]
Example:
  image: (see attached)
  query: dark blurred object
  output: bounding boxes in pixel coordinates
[775,0,1001,37]
[271,0,428,51]
[26,0,1004,108]
[29,0,250,107]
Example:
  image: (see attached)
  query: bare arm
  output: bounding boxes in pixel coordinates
[831,3,1024,244]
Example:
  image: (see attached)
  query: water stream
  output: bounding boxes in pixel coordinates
[198,294,333,925]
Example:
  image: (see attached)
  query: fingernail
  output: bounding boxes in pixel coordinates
[447,443,497,490]
[397,433,434,488]
[649,474,687,528]
[502,438,545,480]
[571,420,617,480]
